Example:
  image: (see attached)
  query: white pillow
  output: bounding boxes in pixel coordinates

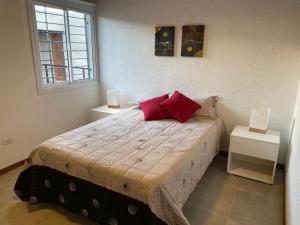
[194,96,218,118]
[128,93,172,107]
[128,99,144,107]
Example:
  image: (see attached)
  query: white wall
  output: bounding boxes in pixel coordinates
[97,0,300,163]
[286,81,300,225]
[0,0,101,169]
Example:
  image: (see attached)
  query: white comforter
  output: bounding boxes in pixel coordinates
[25,108,222,225]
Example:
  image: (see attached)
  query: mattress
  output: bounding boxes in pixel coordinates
[20,108,222,225]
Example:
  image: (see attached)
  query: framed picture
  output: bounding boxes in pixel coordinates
[181,25,205,57]
[155,26,175,56]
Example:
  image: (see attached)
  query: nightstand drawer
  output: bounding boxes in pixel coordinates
[230,136,279,161]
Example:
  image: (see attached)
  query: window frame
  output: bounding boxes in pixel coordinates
[27,0,98,94]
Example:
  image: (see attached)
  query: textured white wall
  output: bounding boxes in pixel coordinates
[286,81,300,225]
[97,0,300,163]
[0,0,101,169]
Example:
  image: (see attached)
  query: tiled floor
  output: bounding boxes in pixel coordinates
[183,156,284,225]
[0,155,284,225]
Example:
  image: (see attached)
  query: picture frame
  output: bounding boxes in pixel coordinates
[181,25,205,57]
[155,26,175,56]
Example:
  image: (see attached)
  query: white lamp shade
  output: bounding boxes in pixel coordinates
[107,89,120,108]
[249,108,270,131]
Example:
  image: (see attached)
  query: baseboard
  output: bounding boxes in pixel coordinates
[0,160,25,175]
[283,174,286,225]
[218,151,229,157]
[218,151,285,170]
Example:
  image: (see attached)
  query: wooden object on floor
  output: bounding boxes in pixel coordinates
[0,160,24,175]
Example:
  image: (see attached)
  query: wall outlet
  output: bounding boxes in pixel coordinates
[1,138,14,146]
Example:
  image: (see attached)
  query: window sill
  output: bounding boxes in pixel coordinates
[36,79,99,95]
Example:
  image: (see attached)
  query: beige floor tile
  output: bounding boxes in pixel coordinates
[186,179,236,215]
[200,159,239,188]
[229,190,283,225]
[225,216,257,225]
[0,166,23,188]
[234,171,284,199]
[183,203,227,225]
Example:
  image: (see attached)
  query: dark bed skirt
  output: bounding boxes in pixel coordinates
[14,166,167,225]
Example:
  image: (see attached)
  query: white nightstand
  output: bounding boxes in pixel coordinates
[227,125,280,184]
[91,105,130,122]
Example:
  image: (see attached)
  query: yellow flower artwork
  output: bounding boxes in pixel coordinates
[187,46,193,52]
[181,25,205,57]
[155,26,175,56]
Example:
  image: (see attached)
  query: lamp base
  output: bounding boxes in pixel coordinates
[108,104,120,109]
[249,127,267,134]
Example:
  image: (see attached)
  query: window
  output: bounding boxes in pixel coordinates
[29,1,97,91]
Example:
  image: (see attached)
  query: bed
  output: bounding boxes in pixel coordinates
[14,107,222,225]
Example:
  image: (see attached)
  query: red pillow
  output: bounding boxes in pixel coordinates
[139,94,172,121]
[160,91,201,123]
